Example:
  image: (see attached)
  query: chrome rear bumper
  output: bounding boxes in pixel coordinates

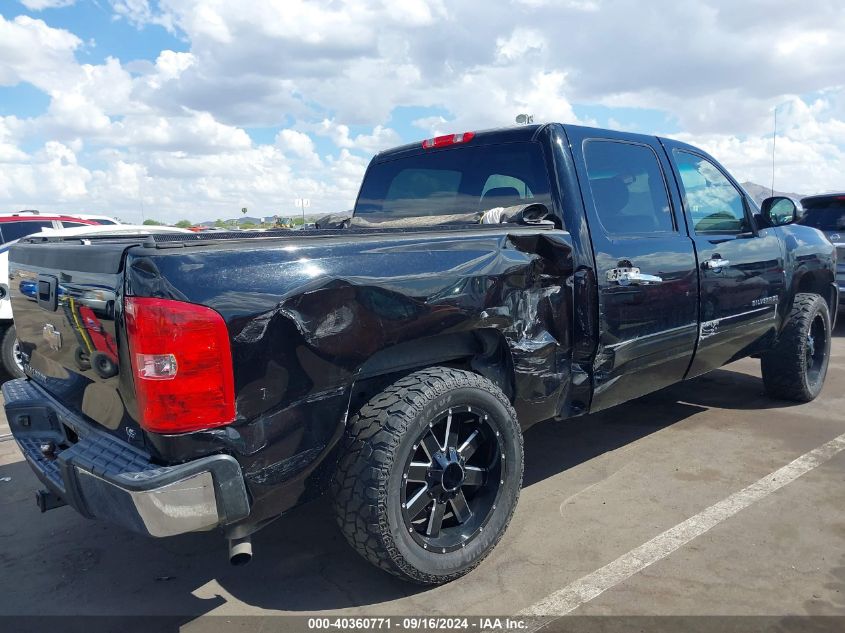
[3,379,250,537]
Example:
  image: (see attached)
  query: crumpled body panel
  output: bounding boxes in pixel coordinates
[126,226,575,524]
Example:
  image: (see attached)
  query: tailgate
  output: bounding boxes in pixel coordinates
[9,240,144,445]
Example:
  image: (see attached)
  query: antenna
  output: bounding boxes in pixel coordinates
[771,105,777,197]
[139,171,146,224]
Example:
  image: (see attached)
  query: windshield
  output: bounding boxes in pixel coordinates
[355,142,553,223]
[797,199,845,231]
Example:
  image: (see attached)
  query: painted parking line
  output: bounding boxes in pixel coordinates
[518,431,845,618]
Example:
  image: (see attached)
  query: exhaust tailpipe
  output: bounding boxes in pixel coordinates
[228,536,252,566]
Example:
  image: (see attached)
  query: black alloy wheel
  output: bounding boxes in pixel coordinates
[762,292,831,402]
[332,367,523,584]
[805,312,828,384]
[401,405,503,553]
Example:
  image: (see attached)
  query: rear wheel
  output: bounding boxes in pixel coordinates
[761,293,831,402]
[331,367,523,584]
[1,325,25,379]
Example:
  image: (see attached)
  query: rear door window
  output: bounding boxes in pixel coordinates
[583,140,675,235]
[0,221,54,244]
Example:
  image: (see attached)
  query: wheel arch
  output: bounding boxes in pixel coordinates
[793,269,836,317]
[348,329,516,418]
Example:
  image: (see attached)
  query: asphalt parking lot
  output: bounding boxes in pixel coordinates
[1,321,844,626]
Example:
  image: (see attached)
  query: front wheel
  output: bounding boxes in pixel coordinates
[761,293,831,402]
[331,367,523,584]
[1,325,25,379]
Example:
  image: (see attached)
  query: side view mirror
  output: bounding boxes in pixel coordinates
[761,196,797,226]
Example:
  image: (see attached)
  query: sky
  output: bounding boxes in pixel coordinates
[1,0,844,223]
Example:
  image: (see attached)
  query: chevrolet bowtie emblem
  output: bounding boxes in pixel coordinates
[42,324,62,351]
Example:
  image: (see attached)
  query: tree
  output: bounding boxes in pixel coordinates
[241,222,256,229]
[175,220,193,228]
[214,219,227,228]
[142,219,164,226]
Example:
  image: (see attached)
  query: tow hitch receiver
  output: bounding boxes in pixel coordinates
[36,489,67,513]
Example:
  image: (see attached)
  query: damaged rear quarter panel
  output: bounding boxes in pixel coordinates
[125,227,574,521]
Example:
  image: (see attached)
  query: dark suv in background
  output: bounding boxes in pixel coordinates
[799,193,845,312]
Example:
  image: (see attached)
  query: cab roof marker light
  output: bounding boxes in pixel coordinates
[422,132,475,149]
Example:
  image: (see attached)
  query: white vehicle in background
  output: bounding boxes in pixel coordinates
[63,213,124,225]
[0,218,190,377]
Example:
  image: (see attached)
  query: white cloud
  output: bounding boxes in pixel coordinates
[0,117,28,163]
[0,15,82,92]
[150,50,196,84]
[350,126,403,154]
[496,28,545,62]
[2,0,845,219]
[275,129,321,166]
[383,0,447,26]
[0,140,91,202]
[514,0,599,9]
[679,98,845,195]
[20,0,77,10]
[109,0,175,32]
[114,111,252,153]
[313,120,401,155]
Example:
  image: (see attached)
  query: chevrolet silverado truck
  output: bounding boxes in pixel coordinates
[3,124,838,585]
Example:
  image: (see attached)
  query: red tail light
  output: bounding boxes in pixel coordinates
[124,297,235,433]
[422,131,475,149]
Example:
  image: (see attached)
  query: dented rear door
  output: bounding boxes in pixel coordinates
[564,126,699,412]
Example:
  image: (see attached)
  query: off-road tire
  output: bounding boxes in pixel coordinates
[1,325,24,379]
[761,293,831,402]
[331,367,523,584]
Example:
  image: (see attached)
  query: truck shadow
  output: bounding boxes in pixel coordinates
[0,360,805,619]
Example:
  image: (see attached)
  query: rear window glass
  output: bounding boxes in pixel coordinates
[355,142,552,221]
[798,199,845,231]
[0,220,53,244]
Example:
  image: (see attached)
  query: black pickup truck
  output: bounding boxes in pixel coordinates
[4,124,838,585]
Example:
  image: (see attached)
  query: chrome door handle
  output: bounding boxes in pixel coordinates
[703,258,731,269]
[607,267,663,285]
